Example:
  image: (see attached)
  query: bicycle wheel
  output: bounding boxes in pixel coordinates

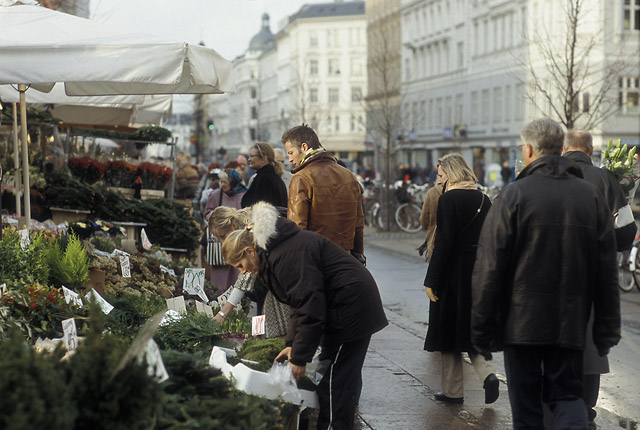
[395,203,422,233]
[374,202,393,231]
[619,252,635,292]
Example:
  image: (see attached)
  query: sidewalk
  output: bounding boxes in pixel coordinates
[357,227,621,430]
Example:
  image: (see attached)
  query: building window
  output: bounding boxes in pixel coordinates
[351,86,362,102]
[251,87,257,99]
[624,0,640,30]
[471,91,479,125]
[493,87,502,122]
[251,106,258,119]
[428,99,434,129]
[445,96,452,127]
[457,42,464,68]
[405,58,411,80]
[328,59,340,75]
[436,98,443,128]
[309,59,318,75]
[351,58,363,76]
[310,88,318,104]
[482,89,490,123]
[310,31,318,47]
[420,101,427,130]
[505,85,512,121]
[454,94,463,125]
[351,114,356,131]
[335,115,340,131]
[619,76,640,113]
[328,87,339,103]
[412,102,418,130]
[583,92,590,113]
[515,83,525,120]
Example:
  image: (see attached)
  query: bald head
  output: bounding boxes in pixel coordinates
[565,130,593,156]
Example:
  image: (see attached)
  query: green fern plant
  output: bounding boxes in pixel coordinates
[47,234,89,289]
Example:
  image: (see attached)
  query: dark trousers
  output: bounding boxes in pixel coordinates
[316,336,371,430]
[504,345,587,430]
[583,374,600,421]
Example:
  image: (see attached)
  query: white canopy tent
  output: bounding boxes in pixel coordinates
[0,0,235,227]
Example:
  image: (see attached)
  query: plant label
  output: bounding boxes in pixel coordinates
[62,318,78,352]
[139,339,169,383]
[19,229,30,250]
[195,300,214,317]
[111,249,130,257]
[216,288,233,307]
[85,289,114,314]
[119,255,131,278]
[183,268,207,302]
[165,296,186,314]
[62,286,84,307]
[0,283,6,294]
[251,315,266,336]
[159,265,176,277]
[141,228,153,250]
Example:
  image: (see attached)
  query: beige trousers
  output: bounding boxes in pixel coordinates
[441,351,494,398]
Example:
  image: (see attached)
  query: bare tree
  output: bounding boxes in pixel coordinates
[522,0,637,130]
[365,10,403,230]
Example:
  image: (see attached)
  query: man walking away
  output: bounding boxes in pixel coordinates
[564,130,636,426]
[471,118,621,430]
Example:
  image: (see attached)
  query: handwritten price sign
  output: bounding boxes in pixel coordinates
[120,255,131,278]
[183,268,207,302]
[62,318,78,352]
[251,315,266,336]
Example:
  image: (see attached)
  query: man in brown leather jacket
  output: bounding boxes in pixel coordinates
[282,124,365,262]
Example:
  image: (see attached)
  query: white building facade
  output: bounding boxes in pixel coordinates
[399,0,640,184]
[209,2,369,164]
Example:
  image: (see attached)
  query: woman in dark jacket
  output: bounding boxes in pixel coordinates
[222,202,388,430]
[423,153,498,405]
[241,142,288,209]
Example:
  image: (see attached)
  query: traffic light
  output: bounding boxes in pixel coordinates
[207,120,214,131]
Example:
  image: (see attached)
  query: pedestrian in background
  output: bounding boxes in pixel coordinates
[222,202,388,430]
[282,124,365,263]
[203,167,247,290]
[563,130,636,426]
[423,153,498,405]
[472,118,621,429]
[241,142,288,210]
[274,147,293,193]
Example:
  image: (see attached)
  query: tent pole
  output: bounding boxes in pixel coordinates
[12,102,21,216]
[168,137,177,200]
[19,84,31,229]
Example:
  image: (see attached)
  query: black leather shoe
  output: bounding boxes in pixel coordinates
[483,373,499,404]
[434,392,464,404]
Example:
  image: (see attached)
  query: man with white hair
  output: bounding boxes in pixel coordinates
[274,147,293,193]
[471,118,621,429]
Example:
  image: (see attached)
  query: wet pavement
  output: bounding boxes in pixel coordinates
[358,226,628,430]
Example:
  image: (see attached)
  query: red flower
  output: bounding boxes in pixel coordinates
[47,293,56,302]
[30,303,38,309]
[30,297,37,303]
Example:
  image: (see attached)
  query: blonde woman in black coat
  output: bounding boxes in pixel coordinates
[424,153,499,404]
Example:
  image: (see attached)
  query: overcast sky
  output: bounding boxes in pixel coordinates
[90,0,311,61]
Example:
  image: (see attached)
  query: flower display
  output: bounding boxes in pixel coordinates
[67,157,107,184]
[137,162,173,190]
[602,138,640,195]
[103,160,139,188]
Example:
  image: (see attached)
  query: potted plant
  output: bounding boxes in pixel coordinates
[103,160,139,195]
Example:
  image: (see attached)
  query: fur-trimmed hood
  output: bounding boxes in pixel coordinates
[250,201,298,250]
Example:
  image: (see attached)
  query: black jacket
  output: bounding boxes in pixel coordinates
[471,155,621,353]
[241,164,288,209]
[564,150,637,251]
[257,217,388,366]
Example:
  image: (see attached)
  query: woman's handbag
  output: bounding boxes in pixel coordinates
[206,228,226,266]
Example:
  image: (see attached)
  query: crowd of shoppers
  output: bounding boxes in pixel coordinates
[188,117,624,430]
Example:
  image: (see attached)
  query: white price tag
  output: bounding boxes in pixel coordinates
[251,315,266,336]
[62,286,84,307]
[19,229,30,250]
[183,268,207,302]
[119,255,131,278]
[216,288,232,307]
[139,339,169,383]
[195,300,214,317]
[160,265,176,277]
[62,318,78,352]
[111,249,130,257]
[85,289,114,314]
[141,228,153,250]
[0,283,6,294]
[165,296,187,314]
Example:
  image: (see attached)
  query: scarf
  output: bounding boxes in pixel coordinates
[445,180,477,192]
[226,168,248,195]
[299,147,326,166]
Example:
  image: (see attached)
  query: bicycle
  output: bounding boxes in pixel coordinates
[371,181,428,233]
